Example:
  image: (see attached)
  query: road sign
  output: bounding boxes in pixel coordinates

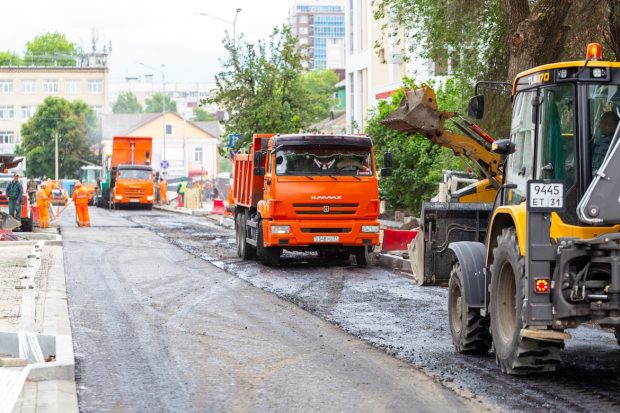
[160,160,169,169]
[228,134,241,149]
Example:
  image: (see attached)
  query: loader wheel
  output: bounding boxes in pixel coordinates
[448,263,491,354]
[489,227,563,375]
[238,212,256,260]
[257,219,281,266]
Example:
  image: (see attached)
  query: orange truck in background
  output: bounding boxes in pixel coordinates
[101,136,155,210]
[233,133,392,266]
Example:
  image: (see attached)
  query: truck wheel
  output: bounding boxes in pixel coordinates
[235,214,243,258]
[239,213,256,260]
[355,245,375,266]
[20,217,33,232]
[448,263,491,354]
[257,220,281,266]
[614,327,620,345]
[489,227,562,374]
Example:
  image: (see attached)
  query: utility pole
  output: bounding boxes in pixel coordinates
[55,131,59,181]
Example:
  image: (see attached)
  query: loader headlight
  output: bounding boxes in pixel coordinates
[361,225,380,233]
[271,225,290,234]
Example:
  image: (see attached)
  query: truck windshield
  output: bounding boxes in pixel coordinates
[80,169,102,183]
[275,147,373,176]
[118,169,152,180]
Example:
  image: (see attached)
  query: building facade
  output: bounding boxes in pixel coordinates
[289,0,346,70]
[0,52,109,155]
[345,0,434,132]
[101,112,220,180]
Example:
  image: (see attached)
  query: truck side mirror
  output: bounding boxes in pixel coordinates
[254,151,265,176]
[468,95,484,119]
[491,139,516,155]
[381,152,393,177]
[275,156,283,165]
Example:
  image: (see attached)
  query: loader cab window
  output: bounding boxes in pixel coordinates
[536,84,575,189]
[506,90,536,205]
[588,85,620,174]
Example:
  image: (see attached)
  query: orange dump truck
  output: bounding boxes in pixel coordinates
[233,133,392,266]
[102,136,155,209]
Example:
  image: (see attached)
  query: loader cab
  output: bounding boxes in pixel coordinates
[502,45,620,225]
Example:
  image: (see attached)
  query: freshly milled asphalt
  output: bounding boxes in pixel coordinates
[61,207,481,412]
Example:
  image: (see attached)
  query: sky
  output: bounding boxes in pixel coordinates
[1,0,292,84]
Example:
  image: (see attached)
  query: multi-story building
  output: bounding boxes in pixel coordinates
[289,0,346,71]
[0,51,109,155]
[108,78,219,121]
[345,1,434,132]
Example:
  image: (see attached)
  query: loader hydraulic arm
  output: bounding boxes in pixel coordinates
[381,87,502,187]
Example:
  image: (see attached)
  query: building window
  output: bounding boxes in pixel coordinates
[88,80,104,94]
[194,147,203,163]
[21,80,36,94]
[299,37,308,45]
[66,80,81,94]
[21,106,36,120]
[0,80,13,94]
[0,106,15,120]
[165,123,174,136]
[299,15,308,24]
[0,131,15,144]
[43,80,59,93]
[299,26,309,35]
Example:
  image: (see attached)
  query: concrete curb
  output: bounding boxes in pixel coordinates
[152,205,194,215]
[377,253,413,274]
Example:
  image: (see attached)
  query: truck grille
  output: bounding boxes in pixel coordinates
[300,228,351,233]
[124,188,145,197]
[293,203,358,215]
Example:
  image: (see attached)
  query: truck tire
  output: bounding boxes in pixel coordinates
[20,217,33,232]
[614,326,620,345]
[239,213,256,260]
[257,219,281,266]
[355,245,375,266]
[448,263,491,354]
[102,188,110,209]
[235,213,243,258]
[489,227,562,374]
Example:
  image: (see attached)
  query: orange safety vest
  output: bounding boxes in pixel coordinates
[72,187,89,205]
[36,189,48,206]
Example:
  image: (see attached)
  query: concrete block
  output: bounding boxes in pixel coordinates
[0,357,28,367]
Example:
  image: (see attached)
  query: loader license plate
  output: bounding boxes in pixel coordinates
[527,180,564,212]
[314,235,339,242]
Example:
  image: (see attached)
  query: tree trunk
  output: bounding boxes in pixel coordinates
[505,0,574,81]
[609,0,620,60]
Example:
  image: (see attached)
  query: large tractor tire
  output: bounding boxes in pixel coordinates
[257,219,281,266]
[448,263,491,354]
[489,227,563,375]
[238,212,256,260]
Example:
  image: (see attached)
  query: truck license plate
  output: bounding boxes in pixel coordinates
[130,199,140,203]
[314,235,339,242]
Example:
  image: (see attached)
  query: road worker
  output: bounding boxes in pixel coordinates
[72,181,91,227]
[158,178,168,205]
[36,183,50,228]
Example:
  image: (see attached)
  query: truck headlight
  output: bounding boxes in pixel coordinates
[361,225,380,233]
[271,225,290,234]
[147,195,154,201]
[115,195,123,200]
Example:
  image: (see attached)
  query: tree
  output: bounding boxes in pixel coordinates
[112,91,143,113]
[18,97,97,178]
[191,107,216,121]
[0,51,22,66]
[208,26,312,147]
[300,68,340,125]
[145,92,177,113]
[23,32,78,66]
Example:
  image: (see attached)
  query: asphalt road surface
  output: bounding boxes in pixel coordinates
[61,206,483,412]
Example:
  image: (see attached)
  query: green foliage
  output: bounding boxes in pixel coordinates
[209,26,315,149]
[192,107,216,121]
[366,78,468,214]
[112,91,143,113]
[300,69,340,125]
[18,97,97,178]
[24,32,78,66]
[0,51,22,66]
[145,92,177,113]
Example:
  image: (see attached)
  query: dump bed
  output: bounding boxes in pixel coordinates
[111,136,152,167]
[232,134,273,208]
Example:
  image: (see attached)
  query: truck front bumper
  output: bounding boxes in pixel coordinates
[264,219,380,248]
[114,194,155,205]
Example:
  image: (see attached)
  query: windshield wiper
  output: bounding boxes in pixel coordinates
[351,175,361,181]
[304,175,314,180]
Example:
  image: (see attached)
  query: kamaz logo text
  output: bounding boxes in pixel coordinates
[311,195,342,200]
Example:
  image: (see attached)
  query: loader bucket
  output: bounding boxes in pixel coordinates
[381,87,447,137]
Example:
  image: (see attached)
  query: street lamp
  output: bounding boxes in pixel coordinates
[195,8,242,39]
[137,62,167,168]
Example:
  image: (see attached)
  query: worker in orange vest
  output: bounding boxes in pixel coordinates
[36,183,50,228]
[72,181,91,227]
[158,178,168,205]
